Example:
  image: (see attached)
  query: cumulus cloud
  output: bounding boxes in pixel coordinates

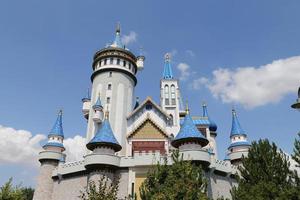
[204,56,300,108]
[121,31,137,46]
[0,125,45,166]
[186,50,195,57]
[177,63,191,81]
[0,125,86,166]
[64,135,86,162]
[191,77,208,90]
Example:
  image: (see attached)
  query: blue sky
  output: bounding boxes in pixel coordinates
[0,0,300,187]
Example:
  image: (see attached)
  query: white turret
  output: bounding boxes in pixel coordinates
[160,53,182,136]
[82,89,91,120]
[92,93,104,123]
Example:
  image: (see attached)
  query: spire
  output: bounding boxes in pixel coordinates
[93,93,103,111]
[49,110,64,138]
[82,88,91,102]
[202,102,217,132]
[162,53,173,79]
[111,22,123,48]
[86,114,122,152]
[171,107,208,148]
[230,109,245,137]
[134,97,140,109]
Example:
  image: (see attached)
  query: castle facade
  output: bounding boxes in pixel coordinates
[33,25,251,200]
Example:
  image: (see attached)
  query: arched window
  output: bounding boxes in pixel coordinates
[110,58,113,64]
[171,85,176,105]
[169,114,174,126]
[117,59,120,65]
[104,59,107,65]
[108,84,112,90]
[164,85,170,105]
[123,60,126,67]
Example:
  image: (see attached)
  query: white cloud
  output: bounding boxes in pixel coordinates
[64,135,86,162]
[204,56,300,108]
[186,50,195,57]
[191,77,208,90]
[177,63,191,81]
[0,125,45,166]
[121,31,137,46]
[0,125,86,166]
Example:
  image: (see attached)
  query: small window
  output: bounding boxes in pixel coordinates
[109,72,112,77]
[104,59,107,65]
[129,63,131,70]
[171,98,176,105]
[110,58,113,64]
[145,104,152,110]
[108,84,112,90]
[123,60,126,67]
[117,59,120,65]
[107,97,111,104]
[165,99,170,105]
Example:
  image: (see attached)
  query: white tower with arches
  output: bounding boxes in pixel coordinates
[160,53,182,136]
[85,24,145,154]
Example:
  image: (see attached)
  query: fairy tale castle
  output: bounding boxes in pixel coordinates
[33,25,251,200]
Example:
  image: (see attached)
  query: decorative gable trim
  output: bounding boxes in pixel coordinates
[127,115,169,139]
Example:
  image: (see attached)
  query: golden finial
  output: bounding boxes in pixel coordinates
[58,109,63,116]
[185,101,189,114]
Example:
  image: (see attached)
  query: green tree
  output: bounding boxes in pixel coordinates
[231,139,300,200]
[80,176,119,200]
[139,150,208,200]
[293,132,300,166]
[0,178,34,200]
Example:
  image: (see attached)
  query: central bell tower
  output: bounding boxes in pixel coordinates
[85,24,145,154]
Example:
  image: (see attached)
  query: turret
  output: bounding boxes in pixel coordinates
[84,112,121,192]
[202,103,218,159]
[171,104,210,166]
[160,53,182,135]
[86,23,145,155]
[33,111,66,200]
[92,94,104,123]
[82,89,91,120]
[227,109,251,165]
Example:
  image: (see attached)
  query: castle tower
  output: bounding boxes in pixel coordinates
[202,103,218,159]
[82,89,91,120]
[86,23,145,154]
[160,53,182,136]
[171,104,209,150]
[227,109,251,165]
[33,111,66,200]
[84,112,122,196]
[171,104,210,166]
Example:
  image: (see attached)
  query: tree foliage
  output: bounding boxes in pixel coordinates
[293,132,300,167]
[79,175,136,200]
[139,150,208,200]
[231,139,300,200]
[0,178,34,200]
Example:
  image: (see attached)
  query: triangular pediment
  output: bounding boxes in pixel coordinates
[127,118,168,139]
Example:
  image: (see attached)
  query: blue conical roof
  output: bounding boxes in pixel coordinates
[202,103,217,132]
[87,116,121,152]
[230,109,246,137]
[49,110,64,138]
[172,108,208,148]
[92,96,103,110]
[163,53,173,79]
[134,97,140,109]
[111,23,123,48]
[82,88,91,102]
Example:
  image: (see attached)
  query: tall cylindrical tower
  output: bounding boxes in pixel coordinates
[86,24,144,155]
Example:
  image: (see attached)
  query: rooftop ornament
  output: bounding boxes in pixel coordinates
[291,87,300,111]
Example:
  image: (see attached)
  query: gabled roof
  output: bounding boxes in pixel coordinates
[49,110,64,138]
[230,109,246,137]
[172,109,209,148]
[127,115,169,139]
[127,97,170,120]
[87,117,122,152]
